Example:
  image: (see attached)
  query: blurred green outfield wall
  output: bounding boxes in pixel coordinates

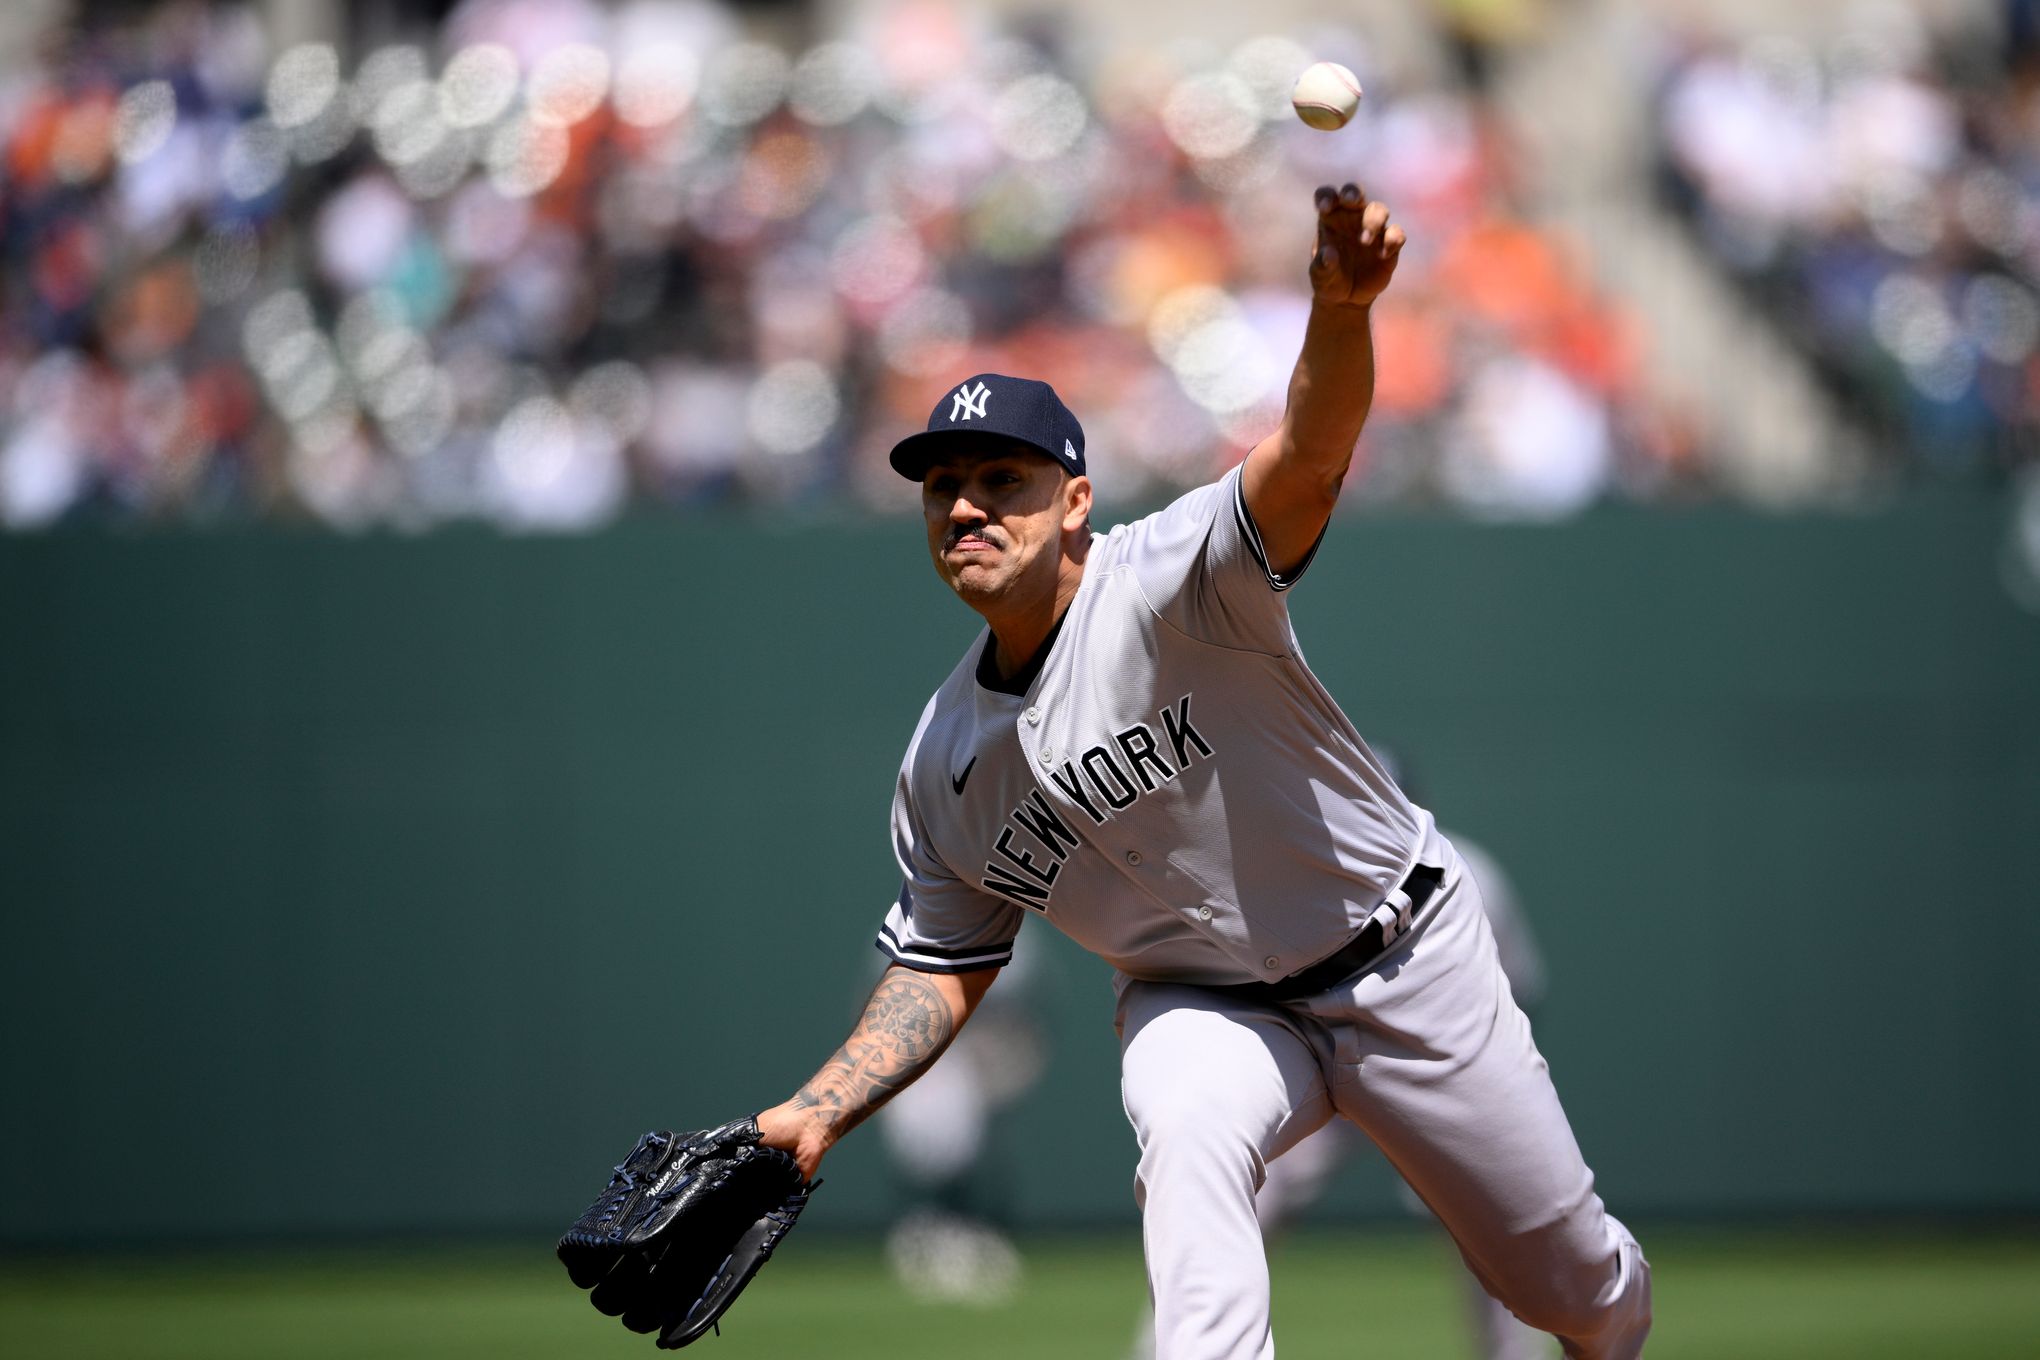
[4,497,2038,1246]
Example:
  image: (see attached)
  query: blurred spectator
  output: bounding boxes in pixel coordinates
[1653,5,2039,479]
[0,0,1862,531]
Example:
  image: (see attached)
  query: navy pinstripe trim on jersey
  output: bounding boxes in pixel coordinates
[876,923,1014,973]
[1232,473,1326,592]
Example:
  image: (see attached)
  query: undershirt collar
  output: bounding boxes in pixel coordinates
[975,609,1068,696]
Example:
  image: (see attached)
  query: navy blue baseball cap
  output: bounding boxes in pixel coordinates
[888,373,1087,481]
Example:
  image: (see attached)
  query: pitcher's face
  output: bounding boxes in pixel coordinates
[921,444,1086,611]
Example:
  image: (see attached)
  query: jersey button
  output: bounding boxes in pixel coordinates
[1024,707,1041,725]
[1125,851,1141,866]
[1197,906,1212,920]
[1038,747,1054,766]
[1264,955,1281,970]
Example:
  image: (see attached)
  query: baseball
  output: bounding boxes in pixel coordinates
[1290,61,1362,131]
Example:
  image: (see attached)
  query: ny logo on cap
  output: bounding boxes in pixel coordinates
[950,380,991,422]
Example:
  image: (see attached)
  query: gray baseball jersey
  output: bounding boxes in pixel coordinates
[878,463,1443,987]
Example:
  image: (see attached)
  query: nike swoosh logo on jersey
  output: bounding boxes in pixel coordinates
[952,757,978,795]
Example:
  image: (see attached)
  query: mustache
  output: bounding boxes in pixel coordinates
[944,526,1001,550]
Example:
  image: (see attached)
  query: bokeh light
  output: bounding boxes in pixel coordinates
[614,44,699,128]
[353,45,428,116]
[1227,35,1313,121]
[529,44,611,128]
[439,44,520,130]
[486,115,570,198]
[831,217,925,308]
[747,359,840,456]
[494,395,575,490]
[698,42,790,127]
[220,118,289,199]
[370,78,448,167]
[267,43,341,129]
[789,42,877,127]
[1160,73,1259,161]
[288,96,358,165]
[877,287,973,377]
[990,74,1087,162]
[113,81,176,165]
[570,361,653,444]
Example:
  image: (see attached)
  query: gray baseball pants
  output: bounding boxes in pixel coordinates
[1116,848,1651,1360]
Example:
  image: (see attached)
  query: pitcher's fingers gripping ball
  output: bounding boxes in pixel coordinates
[558,1117,817,1349]
[1309,182,1406,309]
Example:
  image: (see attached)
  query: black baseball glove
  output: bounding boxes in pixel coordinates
[557,1117,816,1349]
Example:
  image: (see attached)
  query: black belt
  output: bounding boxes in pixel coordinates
[1213,863,1445,1004]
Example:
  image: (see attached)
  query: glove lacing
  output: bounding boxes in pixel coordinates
[595,1133,672,1229]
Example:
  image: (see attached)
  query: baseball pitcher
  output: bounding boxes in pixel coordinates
[747,182,1651,1359]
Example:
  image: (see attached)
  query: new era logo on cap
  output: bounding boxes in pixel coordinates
[889,372,1087,482]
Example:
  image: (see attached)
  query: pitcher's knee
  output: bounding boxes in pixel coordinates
[1505,1229,1651,1358]
[1129,1095,1270,1197]
[1137,1099,1261,1169]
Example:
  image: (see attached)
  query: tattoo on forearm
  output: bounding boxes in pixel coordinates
[789,969,958,1141]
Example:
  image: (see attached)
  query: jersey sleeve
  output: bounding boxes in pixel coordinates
[1119,462,1326,655]
[877,763,1022,974]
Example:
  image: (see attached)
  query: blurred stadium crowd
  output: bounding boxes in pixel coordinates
[1655,3,2040,481]
[0,0,2034,530]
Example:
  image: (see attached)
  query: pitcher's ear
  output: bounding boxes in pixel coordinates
[1063,474,1093,530]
